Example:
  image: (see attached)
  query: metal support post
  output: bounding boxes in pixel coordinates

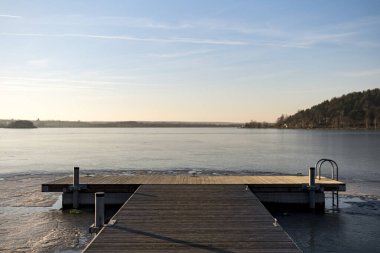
[73,166,80,209]
[95,192,105,228]
[309,167,316,209]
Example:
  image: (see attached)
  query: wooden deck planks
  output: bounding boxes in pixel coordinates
[44,175,344,187]
[84,185,300,253]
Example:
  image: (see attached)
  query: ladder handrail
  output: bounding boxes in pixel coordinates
[315,158,340,208]
[315,158,338,180]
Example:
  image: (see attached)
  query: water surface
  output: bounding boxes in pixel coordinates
[1,128,379,196]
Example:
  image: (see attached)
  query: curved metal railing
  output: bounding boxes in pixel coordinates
[315,158,339,208]
[316,158,338,181]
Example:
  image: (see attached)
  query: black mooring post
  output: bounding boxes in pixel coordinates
[73,166,80,209]
[95,192,105,228]
[309,167,316,209]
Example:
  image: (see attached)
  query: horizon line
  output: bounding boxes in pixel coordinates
[0,118,252,124]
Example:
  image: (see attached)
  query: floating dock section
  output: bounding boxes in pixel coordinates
[42,174,345,210]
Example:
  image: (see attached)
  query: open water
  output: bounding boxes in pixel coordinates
[0,128,379,252]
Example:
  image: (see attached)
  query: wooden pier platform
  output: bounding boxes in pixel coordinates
[42,175,345,192]
[83,184,301,253]
[42,175,345,208]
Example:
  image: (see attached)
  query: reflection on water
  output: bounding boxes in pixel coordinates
[0,196,61,216]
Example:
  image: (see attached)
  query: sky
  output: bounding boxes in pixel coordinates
[0,0,379,122]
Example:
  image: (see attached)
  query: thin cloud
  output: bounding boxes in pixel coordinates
[0,75,162,90]
[0,32,248,46]
[333,15,380,31]
[0,14,22,18]
[150,49,216,58]
[28,14,192,29]
[280,32,355,48]
[0,31,369,50]
[0,31,354,49]
[341,68,380,77]
[291,16,380,49]
[98,16,191,29]
[27,59,49,68]
[0,76,117,86]
[188,19,287,37]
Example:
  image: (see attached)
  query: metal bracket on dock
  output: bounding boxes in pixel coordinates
[89,219,118,234]
[273,218,278,227]
[89,224,102,234]
[89,219,117,232]
[302,184,320,191]
[67,184,88,192]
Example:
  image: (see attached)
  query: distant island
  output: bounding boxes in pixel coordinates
[244,88,380,129]
[5,120,37,129]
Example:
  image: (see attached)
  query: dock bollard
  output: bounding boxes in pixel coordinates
[73,166,80,209]
[309,167,316,209]
[95,192,105,228]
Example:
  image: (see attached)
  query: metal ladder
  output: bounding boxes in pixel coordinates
[315,158,339,208]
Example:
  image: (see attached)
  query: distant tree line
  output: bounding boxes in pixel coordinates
[276,89,380,129]
[242,121,275,128]
[32,120,241,128]
[0,120,241,128]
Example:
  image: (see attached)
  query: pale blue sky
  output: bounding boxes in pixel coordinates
[1,0,379,122]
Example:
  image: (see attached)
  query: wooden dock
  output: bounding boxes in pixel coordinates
[83,184,301,253]
[42,173,345,251]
